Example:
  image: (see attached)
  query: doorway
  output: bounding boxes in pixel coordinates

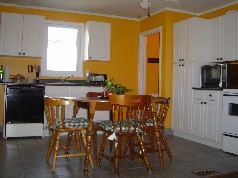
[138,27,162,96]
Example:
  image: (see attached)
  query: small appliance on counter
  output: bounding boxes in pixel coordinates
[87,73,107,85]
[201,63,238,88]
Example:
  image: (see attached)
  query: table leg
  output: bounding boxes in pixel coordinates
[84,101,96,175]
[73,102,80,118]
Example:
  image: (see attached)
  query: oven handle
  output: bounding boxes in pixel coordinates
[223,133,238,138]
[223,94,238,96]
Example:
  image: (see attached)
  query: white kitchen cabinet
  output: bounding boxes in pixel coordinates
[84,21,111,61]
[192,90,222,146]
[173,17,210,64]
[210,12,238,62]
[172,62,193,134]
[0,13,45,57]
[172,17,210,135]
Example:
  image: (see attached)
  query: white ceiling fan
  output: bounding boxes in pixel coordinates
[140,0,180,17]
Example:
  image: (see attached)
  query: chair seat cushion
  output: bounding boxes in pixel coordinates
[99,119,144,134]
[145,118,164,127]
[146,119,154,126]
[56,118,89,128]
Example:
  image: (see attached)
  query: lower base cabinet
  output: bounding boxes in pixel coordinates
[173,89,223,149]
[44,86,108,136]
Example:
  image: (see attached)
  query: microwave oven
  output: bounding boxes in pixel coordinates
[201,63,238,88]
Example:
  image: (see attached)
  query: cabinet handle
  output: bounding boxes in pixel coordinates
[179,59,181,61]
[217,58,219,60]
[209,94,212,97]
[182,64,184,66]
[18,52,21,55]
[220,58,222,60]
[179,64,181,66]
[201,102,203,104]
[89,57,91,59]
[182,59,184,61]
[22,53,25,55]
[204,102,207,104]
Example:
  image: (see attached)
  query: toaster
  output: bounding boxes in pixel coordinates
[88,73,107,83]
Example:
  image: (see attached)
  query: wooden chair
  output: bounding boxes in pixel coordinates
[97,95,152,176]
[125,97,172,165]
[150,97,172,164]
[44,97,94,171]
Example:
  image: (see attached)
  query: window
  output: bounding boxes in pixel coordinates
[41,20,84,77]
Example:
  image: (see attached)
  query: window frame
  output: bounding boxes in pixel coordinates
[41,20,84,77]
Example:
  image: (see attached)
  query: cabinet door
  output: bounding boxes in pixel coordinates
[22,15,45,57]
[172,62,193,134]
[172,63,183,132]
[235,13,238,60]
[181,62,193,134]
[203,100,218,141]
[210,13,237,62]
[85,21,111,61]
[192,99,204,137]
[183,19,194,62]
[210,17,222,62]
[173,21,184,64]
[220,13,236,61]
[0,13,23,56]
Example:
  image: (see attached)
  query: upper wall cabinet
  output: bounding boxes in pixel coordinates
[210,12,238,62]
[0,13,45,58]
[173,17,210,64]
[84,21,111,61]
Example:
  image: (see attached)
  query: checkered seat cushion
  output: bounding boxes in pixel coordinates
[145,118,164,127]
[99,119,144,134]
[145,119,154,126]
[55,118,89,128]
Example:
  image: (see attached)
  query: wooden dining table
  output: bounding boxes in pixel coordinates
[61,96,112,175]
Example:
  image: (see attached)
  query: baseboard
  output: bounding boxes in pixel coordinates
[164,128,173,135]
[173,130,222,149]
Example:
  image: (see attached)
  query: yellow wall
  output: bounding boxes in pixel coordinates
[0,6,140,94]
[146,33,159,95]
[200,4,238,19]
[1,3,238,128]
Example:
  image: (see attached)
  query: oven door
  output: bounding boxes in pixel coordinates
[223,95,238,136]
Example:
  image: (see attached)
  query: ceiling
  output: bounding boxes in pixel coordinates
[0,0,238,19]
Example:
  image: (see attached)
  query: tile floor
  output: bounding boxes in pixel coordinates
[0,133,238,178]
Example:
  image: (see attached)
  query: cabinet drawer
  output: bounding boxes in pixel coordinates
[204,90,220,100]
[45,86,69,95]
[70,86,92,95]
[193,90,220,100]
[193,90,204,100]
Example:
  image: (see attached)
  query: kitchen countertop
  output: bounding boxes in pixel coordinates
[192,87,223,90]
[1,80,104,87]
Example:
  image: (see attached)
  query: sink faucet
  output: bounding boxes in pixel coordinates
[61,75,73,83]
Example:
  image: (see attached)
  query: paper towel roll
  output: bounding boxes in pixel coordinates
[4,66,9,82]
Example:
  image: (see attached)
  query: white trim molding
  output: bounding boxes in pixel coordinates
[138,27,162,95]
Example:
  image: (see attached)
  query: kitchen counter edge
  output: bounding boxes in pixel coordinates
[192,87,223,91]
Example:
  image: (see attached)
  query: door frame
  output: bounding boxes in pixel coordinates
[138,26,162,95]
